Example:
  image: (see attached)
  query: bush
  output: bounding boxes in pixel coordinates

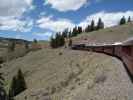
[0,57,4,64]
[59,52,63,55]
[60,80,68,87]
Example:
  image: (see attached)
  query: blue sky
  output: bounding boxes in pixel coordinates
[0,0,133,40]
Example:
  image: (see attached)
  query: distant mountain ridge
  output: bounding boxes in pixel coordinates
[0,37,31,44]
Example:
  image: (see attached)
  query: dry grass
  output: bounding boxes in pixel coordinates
[73,22,133,44]
[1,48,133,100]
[1,23,133,100]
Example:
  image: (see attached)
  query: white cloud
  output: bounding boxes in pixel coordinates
[15,34,23,39]
[45,0,88,12]
[33,32,53,40]
[0,0,33,18]
[37,16,75,32]
[36,10,133,40]
[33,32,53,37]
[0,0,34,32]
[0,17,33,32]
[37,10,133,33]
[79,11,133,28]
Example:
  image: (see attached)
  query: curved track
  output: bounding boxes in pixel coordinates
[71,43,133,83]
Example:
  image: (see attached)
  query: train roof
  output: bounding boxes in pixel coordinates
[122,38,133,45]
[73,42,123,47]
[73,37,133,47]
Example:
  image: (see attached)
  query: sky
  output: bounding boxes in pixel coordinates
[0,0,133,41]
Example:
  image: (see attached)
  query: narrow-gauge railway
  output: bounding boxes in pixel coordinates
[72,41,133,82]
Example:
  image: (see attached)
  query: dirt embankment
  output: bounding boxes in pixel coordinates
[1,48,133,100]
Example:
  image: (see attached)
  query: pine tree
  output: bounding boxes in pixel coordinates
[97,18,104,30]
[72,27,78,37]
[77,26,82,34]
[71,26,82,36]
[9,69,27,98]
[120,16,126,25]
[90,20,95,31]
[50,33,65,48]
[68,31,72,38]
[16,69,27,94]
[85,25,91,32]
[57,33,65,47]
[128,16,131,22]
[62,28,69,38]
[0,65,7,100]
[33,39,38,44]
[9,77,17,100]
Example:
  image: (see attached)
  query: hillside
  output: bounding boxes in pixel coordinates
[1,23,133,100]
[73,22,133,44]
[1,48,133,100]
[0,37,31,61]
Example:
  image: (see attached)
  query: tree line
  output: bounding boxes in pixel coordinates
[50,18,104,48]
[50,16,132,48]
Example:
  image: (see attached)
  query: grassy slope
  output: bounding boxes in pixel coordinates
[2,48,133,100]
[2,23,133,100]
[73,22,133,44]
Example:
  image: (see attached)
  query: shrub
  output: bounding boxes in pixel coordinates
[60,80,68,87]
[59,52,63,55]
[0,57,4,64]
[50,86,56,94]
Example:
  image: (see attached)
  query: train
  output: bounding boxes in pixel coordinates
[71,41,133,82]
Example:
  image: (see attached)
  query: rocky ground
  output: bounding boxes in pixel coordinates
[1,48,133,100]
